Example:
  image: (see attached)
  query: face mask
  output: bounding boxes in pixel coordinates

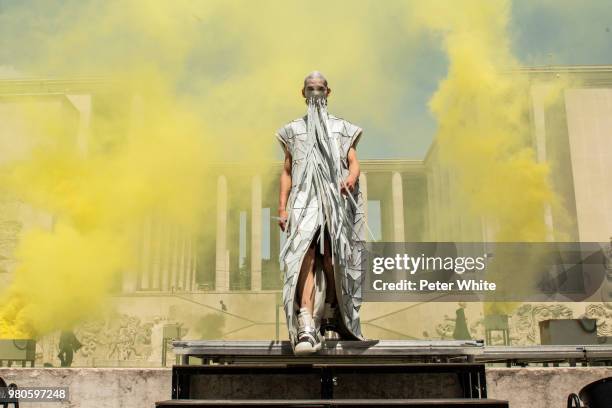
[304,88,327,102]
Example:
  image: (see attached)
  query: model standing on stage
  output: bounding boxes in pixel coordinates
[276,71,366,355]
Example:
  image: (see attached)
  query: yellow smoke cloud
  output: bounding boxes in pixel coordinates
[409,0,571,242]
[0,78,215,338]
[406,0,575,315]
[0,0,576,338]
[0,0,406,338]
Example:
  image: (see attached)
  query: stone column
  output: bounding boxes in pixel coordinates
[215,175,229,291]
[65,94,91,157]
[151,217,162,290]
[251,175,262,291]
[185,234,194,291]
[139,214,153,290]
[530,84,555,241]
[178,229,186,291]
[124,95,145,292]
[391,171,405,242]
[160,220,172,292]
[169,224,180,292]
[191,239,198,291]
[426,167,435,241]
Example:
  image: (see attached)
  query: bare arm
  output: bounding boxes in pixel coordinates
[348,146,361,180]
[278,147,292,231]
[341,145,360,195]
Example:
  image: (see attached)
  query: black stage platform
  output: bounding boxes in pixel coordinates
[154,339,612,406]
[155,340,511,407]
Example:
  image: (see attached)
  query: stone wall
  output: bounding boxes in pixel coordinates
[487,366,612,408]
[0,368,172,408]
[1,366,611,407]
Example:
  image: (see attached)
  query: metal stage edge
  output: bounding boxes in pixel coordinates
[172,340,612,366]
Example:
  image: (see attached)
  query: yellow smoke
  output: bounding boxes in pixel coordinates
[0,78,214,338]
[0,0,577,339]
[410,0,571,242]
[0,0,405,339]
[406,0,574,315]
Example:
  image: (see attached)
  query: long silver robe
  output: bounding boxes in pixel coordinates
[276,100,366,349]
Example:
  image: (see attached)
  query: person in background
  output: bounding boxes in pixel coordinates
[58,330,82,367]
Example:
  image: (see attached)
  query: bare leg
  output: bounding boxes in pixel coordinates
[296,230,318,316]
[322,226,337,305]
[294,231,323,355]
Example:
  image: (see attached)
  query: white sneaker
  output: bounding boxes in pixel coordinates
[295,308,321,355]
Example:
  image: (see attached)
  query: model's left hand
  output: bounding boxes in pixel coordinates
[340,175,356,195]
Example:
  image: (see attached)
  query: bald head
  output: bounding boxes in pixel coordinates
[302,70,331,101]
[303,71,328,88]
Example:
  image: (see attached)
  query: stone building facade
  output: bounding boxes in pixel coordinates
[1,66,612,366]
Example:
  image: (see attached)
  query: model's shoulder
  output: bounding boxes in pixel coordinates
[288,117,307,134]
[328,114,361,136]
[276,117,303,138]
[328,113,355,126]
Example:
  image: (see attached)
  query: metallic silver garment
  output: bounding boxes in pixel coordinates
[276,98,366,349]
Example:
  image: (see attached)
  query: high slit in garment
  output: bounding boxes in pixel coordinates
[298,222,357,341]
[276,97,367,350]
